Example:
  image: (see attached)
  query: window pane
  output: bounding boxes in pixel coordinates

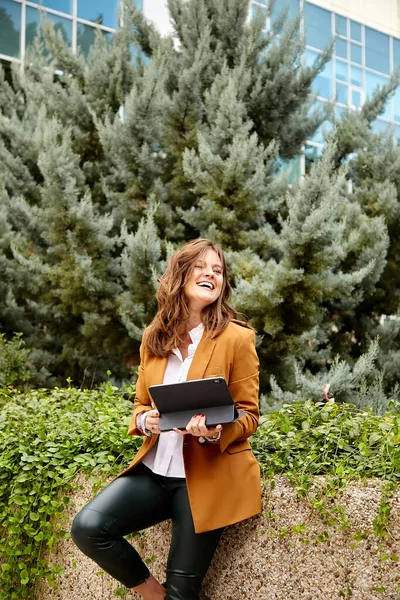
[336,82,348,104]
[78,0,120,29]
[350,65,362,86]
[78,23,97,57]
[350,20,361,42]
[350,43,362,65]
[394,86,400,122]
[305,49,332,98]
[304,2,331,50]
[371,119,390,135]
[335,14,346,36]
[335,105,345,120]
[366,71,391,119]
[26,6,72,48]
[40,1,72,14]
[351,89,362,107]
[0,0,21,58]
[365,27,390,74]
[335,38,347,60]
[335,59,347,82]
[394,38,400,70]
[271,0,299,21]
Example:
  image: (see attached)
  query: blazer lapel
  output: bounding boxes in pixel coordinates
[186,333,217,381]
[150,355,168,386]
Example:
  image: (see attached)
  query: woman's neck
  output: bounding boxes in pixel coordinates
[187,312,202,331]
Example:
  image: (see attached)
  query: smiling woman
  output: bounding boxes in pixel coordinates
[71,239,261,600]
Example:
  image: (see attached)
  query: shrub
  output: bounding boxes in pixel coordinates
[0,386,399,598]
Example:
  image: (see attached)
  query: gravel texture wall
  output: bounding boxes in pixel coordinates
[36,475,400,600]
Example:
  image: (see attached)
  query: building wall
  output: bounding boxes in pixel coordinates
[314,0,400,38]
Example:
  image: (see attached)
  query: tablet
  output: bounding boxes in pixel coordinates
[148,377,243,432]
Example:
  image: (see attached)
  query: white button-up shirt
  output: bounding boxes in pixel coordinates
[138,322,205,478]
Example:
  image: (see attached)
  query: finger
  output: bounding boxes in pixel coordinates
[185,414,200,432]
[173,427,188,435]
[187,414,204,435]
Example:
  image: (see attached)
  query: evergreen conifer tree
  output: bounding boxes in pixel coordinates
[0,0,398,408]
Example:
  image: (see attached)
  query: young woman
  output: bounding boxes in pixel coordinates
[71,239,261,600]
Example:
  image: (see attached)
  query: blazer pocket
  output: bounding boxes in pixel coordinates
[226,441,251,454]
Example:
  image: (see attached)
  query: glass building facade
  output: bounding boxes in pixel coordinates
[0,0,398,181]
[252,0,400,180]
[0,0,138,62]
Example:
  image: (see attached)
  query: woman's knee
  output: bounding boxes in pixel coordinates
[71,508,109,549]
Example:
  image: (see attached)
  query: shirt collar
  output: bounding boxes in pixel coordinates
[188,322,205,344]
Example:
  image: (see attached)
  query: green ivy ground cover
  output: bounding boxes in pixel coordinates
[0,385,399,599]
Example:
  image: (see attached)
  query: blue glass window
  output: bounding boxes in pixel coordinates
[271,0,299,28]
[335,59,347,82]
[371,119,390,135]
[351,89,362,108]
[39,1,72,14]
[350,20,361,42]
[335,105,345,120]
[305,144,323,172]
[0,0,21,58]
[336,82,348,104]
[335,38,347,60]
[365,27,390,74]
[366,71,391,119]
[350,65,362,86]
[305,49,332,99]
[394,38,400,70]
[78,0,120,29]
[394,87,400,122]
[304,2,331,50]
[350,43,362,65]
[335,14,346,36]
[26,6,72,48]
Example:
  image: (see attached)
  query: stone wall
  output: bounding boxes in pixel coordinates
[35,475,400,600]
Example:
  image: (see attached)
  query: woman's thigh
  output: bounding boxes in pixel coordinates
[75,464,172,537]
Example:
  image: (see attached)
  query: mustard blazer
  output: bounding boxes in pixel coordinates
[119,321,262,533]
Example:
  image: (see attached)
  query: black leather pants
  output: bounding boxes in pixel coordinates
[71,463,223,600]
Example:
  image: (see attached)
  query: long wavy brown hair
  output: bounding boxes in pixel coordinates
[145,239,250,357]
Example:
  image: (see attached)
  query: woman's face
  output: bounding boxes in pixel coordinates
[183,249,224,313]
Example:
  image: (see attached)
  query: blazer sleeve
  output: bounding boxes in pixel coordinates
[218,327,260,453]
[127,339,153,437]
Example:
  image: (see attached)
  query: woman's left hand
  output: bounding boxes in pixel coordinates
[173,413,222,438]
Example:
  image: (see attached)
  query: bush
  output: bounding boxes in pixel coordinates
[0,386,399,598]
[0,333,30,390]
[0,382,139,600]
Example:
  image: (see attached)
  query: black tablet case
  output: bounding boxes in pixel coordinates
[148,377,244,432]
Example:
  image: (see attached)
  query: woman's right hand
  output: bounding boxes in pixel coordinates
[144,409,161,435]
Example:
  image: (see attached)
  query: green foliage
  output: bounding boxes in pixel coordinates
[0,333,30,389]
[0,384,399,598]
[253,399,400,482]
[0,0,399,409]
[267,339,400,415]
[0,383,140,599]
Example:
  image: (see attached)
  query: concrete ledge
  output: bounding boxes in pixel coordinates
[36,475,400,600]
